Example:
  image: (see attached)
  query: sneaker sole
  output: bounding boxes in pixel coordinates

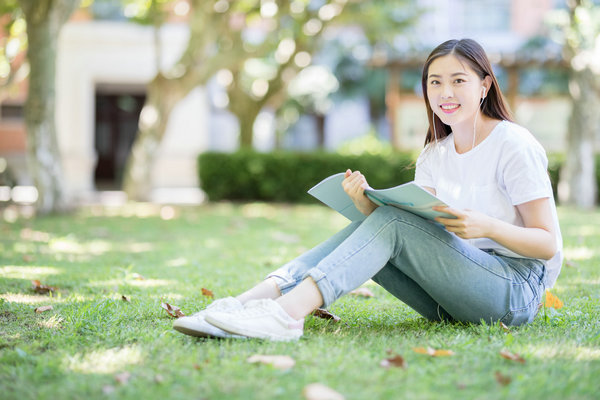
[205,315,302,342]
[173,320,245,339]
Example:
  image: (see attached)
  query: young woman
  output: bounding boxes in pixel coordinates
[173,38,563,342]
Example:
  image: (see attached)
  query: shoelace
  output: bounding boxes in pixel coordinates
[192,299,239,317]
[230,299,282,319]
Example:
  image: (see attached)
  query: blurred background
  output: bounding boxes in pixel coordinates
[0,0,599,216]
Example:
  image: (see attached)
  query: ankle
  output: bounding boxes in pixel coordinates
[236,278,281,305]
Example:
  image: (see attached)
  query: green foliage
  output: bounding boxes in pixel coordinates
[199,151,600,205]
[198,150,416,202]
[0,3,26,94]
[547,153,565,200]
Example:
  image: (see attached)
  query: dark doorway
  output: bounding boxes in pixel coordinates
[94,87,145,189]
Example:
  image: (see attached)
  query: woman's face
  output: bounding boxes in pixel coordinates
[426,54,486,129]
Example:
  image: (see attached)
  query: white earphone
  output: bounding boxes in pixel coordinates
[481,87,486,98]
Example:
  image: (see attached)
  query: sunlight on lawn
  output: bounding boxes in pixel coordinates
[563,246,596,261]
[86,279,176,288]
[65,345,144,374]
[37,314,64,329]
[49,237,112,255]
[241,202,280,219]
[19,228,51,242]
[204,238,222,249]
[0,293,67,304]
[48,237,153,255]
[87,203,179,220]
[165,257,189,267]
[150,293,184,301]
[530,344,600,361]
[0,265,63,279]
[563,224,600,237]
[572,277,600,285]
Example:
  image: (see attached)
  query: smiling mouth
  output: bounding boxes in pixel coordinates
[440,104,460,114]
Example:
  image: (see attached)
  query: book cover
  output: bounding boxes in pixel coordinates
[308,172,453,221]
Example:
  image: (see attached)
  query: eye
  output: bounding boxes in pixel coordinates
[453,78,466,84]
[429,80,440,85]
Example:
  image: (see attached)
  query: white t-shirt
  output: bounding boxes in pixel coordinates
[414,120,563,288]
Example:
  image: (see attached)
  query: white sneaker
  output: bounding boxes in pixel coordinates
[173,297,245,339]
[205,298,304,342]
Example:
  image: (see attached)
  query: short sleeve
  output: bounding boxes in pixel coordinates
[501,141,552,205]
[414,145,435,189]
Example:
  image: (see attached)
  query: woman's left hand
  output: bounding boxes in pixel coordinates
[433,206,492,239]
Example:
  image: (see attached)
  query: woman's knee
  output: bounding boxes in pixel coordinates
[369,205,398,220]
[366,206,405,227]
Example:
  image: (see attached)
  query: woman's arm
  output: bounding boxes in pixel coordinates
[433,197,557,260]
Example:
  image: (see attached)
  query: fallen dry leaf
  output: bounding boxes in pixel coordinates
[247,354,295,370]
[22,255,34,262]
[121,295,130,302]
[312,308,341,323]
[131,273,145,280]
[114,371,131,385]
[154,374,164,383]
[412,347,454,357]
[565,260,578,268]
[31,280,57,294]
[349,287,374,298]
[499,322,510,332]
[201,288,214,298]
[494,371,511,386]
[380,354,407,369]
[499,350,525,364]
[544,290,563,309]
[161,302,185,318]
[302,383,345,400]
[34,305,53,314]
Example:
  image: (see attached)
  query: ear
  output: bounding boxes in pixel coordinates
[481,75,493,98]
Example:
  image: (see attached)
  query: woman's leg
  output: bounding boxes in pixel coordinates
[173,222,360,338]
[300,205,544,325]
[206,206,545,340]
[251,221,362,298]
[371,263,455,321]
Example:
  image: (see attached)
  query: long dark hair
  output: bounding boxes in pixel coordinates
[421,38,513,146]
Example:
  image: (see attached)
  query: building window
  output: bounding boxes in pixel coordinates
[0,103,24,121]
[90,0,126,21]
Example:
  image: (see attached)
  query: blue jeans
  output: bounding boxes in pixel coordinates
[267,206,546,326]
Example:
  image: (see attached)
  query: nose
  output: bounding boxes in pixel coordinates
[441,83,453,99]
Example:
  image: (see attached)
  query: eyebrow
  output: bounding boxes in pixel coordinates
[428,72,468,79]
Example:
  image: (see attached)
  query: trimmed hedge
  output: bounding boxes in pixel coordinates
[198,151,600,204]
[198,150,416,203]
[547,153,564,201]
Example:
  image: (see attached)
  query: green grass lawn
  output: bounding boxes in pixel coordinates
[1,202,599,400]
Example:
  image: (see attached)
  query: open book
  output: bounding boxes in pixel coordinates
[308,172,453,221]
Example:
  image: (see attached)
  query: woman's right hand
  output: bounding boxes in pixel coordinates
[342,169,378,217]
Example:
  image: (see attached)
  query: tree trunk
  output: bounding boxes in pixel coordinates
[122,74,188,201]
[559,68,599,208]
[315,113,326,148]
[237,105,261,149]
[19,0,79,214]
[121,0,243,200]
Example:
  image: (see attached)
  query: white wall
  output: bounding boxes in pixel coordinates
[56,21,209,200]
